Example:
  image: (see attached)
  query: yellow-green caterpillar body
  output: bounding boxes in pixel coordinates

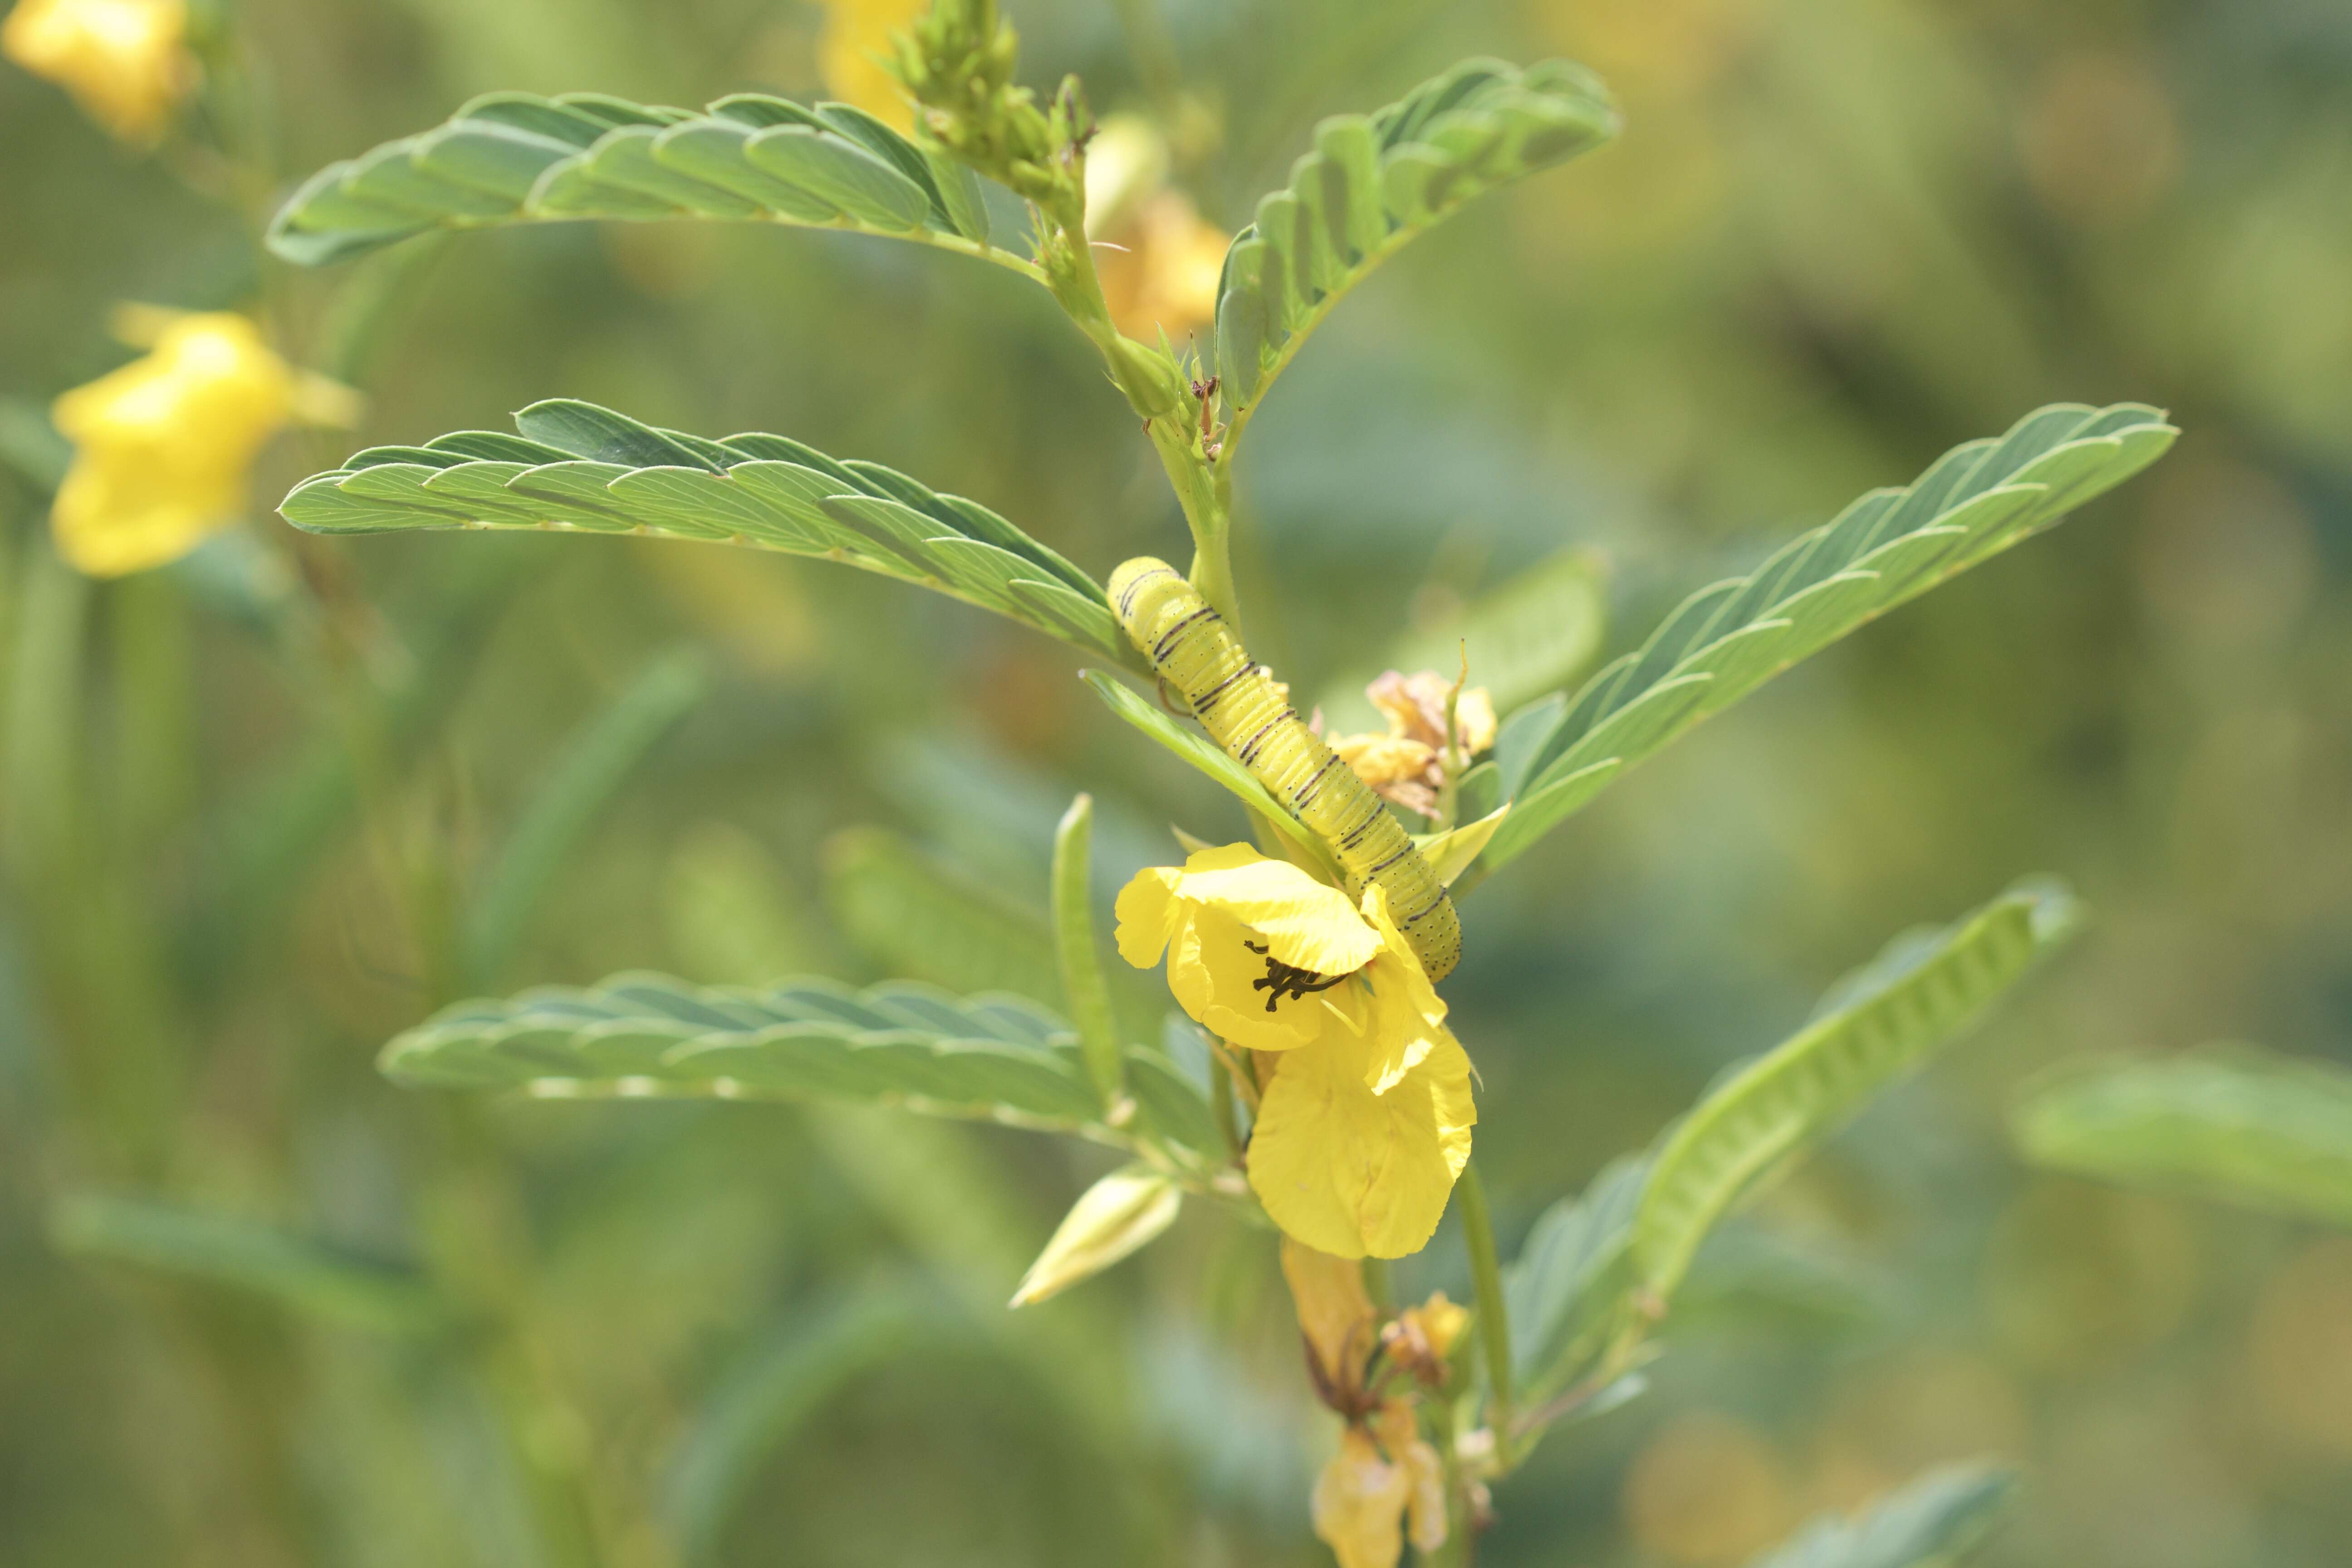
[1109,558,1461,982]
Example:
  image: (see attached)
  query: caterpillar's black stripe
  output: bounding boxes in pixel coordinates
[1106,557,1461,982]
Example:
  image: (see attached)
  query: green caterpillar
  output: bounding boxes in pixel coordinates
[1109,558,1461,982]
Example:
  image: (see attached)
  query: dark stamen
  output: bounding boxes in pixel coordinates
[1242,940,1351,1013]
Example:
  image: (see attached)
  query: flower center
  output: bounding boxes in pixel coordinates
[1243,940,1350,1013]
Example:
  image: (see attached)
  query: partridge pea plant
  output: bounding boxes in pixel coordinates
[266,1,2176,1561]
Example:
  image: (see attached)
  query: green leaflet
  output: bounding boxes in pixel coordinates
[2011,1045,2352,1227]
[823,826,1062,1005]
[49,1195,441,1335]
[1745,1464,2018,1568]
[1215,59,1618,440]
[1502,1156,1646,1407]
[278,401,1142,672]
[377,970,1217,1150]
[1635,880,2083,1304]
[1479,403,2178,877]
[267,90,1002,266]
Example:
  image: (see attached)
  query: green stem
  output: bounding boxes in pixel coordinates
[1456,1158,1514,1463]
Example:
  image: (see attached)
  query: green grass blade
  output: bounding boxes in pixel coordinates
[666,1277,940,1563]
[49,1195,442,1335]
[464,651,707,988]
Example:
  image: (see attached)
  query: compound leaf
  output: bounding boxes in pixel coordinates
[1635,880,2083,1306]
[279,401,1142,671]
[1480,404,2176,876]
[378,970,1215,1151]
[1217,59,1618,441]
[268,90,1005,268]
[1504,1155,1647,1406]
[2011,1045,2352,1227]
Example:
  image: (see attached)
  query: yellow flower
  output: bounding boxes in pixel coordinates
[49,311,318,577]
[3,0,192,143]
[1115,843,1475,1258]
[1096,190,1229,341]
[814,0,922,130]
[1311,1403,1450,1568]
[1313,1426,1413,1568]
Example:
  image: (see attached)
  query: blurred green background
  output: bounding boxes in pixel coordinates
[3,0,2349,1564]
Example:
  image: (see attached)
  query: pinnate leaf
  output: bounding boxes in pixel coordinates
[2011,1045,2352,1226]
[268,90,1000,266]
[378,970,1217,1151]
[1217,59,1618,433]
[1634,880,2082,1305]
[1480,404,2176,876]
[279,401,1141,670]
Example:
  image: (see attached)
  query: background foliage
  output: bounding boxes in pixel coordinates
[3,0,2350,1564]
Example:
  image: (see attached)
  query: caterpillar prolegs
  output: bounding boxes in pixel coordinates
[1108,558,1462,982]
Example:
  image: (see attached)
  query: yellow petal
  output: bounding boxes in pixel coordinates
[1311,1427,1412,1568]
[1455,687,1498,755]
[1249,1022,1476,1259]
[1403,1292,1470,1362]
[1169,843,1379,976]
[1371,1402,1451,1556]
[1280,1237,1377,1394]
[1112,865,1184,969]
[1353,886,1454,1094]
[1366,670,1448,749]
[1168,903,1346,1054]
[1330,731,1439,788]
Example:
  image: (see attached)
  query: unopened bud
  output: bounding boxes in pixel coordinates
[1009,1166,1180,1307]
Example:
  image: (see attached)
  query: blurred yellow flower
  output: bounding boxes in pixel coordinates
[1115,843,1475,1258]
[1313,1426,1413,1568]
[2,0,192,143]
[814,0,921,130]
[1311,1402,1449,1568]
[49,311,347,578]
[1327,670,1497,818]
[1382,1289,1470,1383]
[1084,113,1228,342]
